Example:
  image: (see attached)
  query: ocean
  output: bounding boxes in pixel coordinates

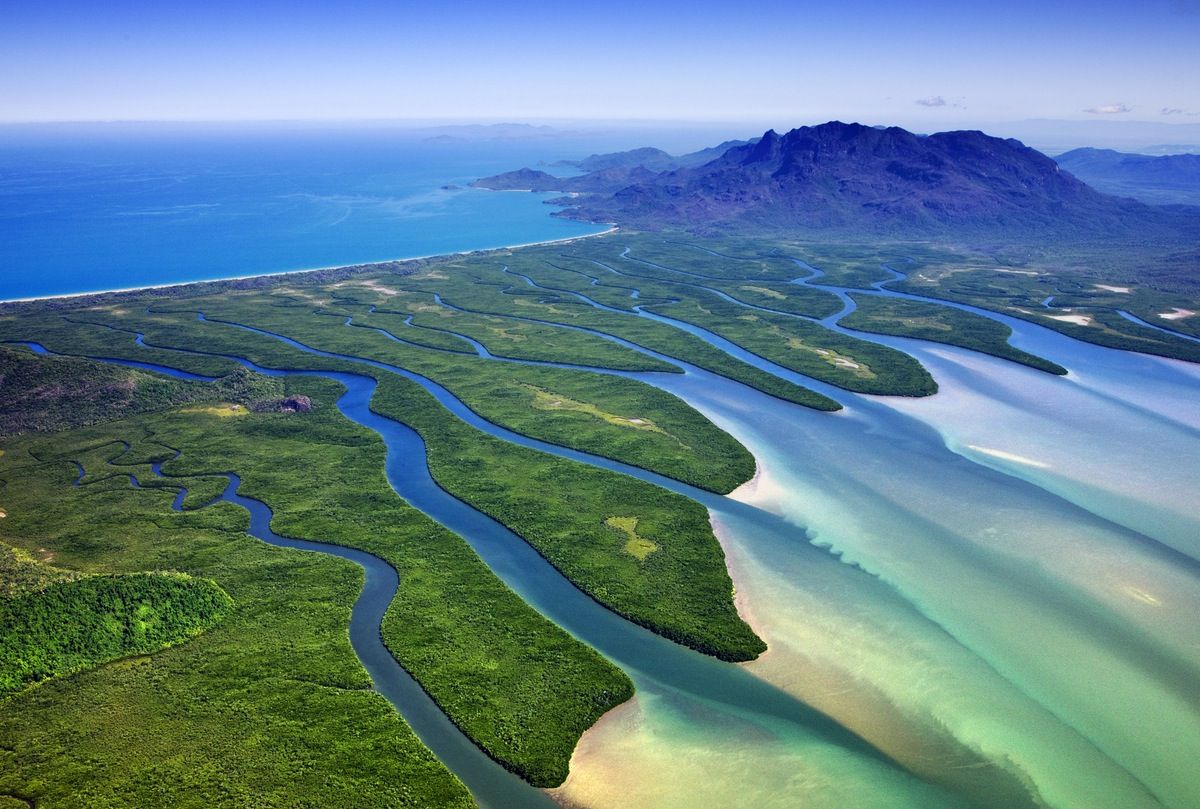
[0,123,682,301]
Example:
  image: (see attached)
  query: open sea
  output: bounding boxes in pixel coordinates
[0,123,680,301]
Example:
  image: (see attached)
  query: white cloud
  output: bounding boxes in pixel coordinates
[1084,103,1132,115]
[915,96,947,107]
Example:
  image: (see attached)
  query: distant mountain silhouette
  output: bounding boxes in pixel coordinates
[475,122,1197,239]
[550,139,758,173]
[553,146,679,173]
[1054,147,1200,205]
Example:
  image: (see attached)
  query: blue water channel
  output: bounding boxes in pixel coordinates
[21,318,912,807]
[14,239,1200,809]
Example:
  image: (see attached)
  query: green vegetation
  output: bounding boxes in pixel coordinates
[707,280,843,319]
[5,295,766,658]
[877,243,1200,363]
[1,420,475,807]
[368,372,766,662]
[1,571,232,697]
[786,243,905,289]
[5,285,757,492]
[388,256,843,410]
[152,293,758,493]
[0,311,237,377]
[641,294,937,396]
[841,295,1068,374]
[509,238,936,396]
[0,369,634,797]
[154,377,635,785]
[0,345,281,437]
[607,240,800,282]
[632,236,1200,366]
[36,305,765,661]
[366,293,678,372]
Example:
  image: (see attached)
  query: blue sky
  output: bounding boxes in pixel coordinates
[2,0,1197,126]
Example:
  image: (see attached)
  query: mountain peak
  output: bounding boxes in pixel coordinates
[742,129,783,164]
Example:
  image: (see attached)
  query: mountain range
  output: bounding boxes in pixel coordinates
[1053,148,1200,206]
[474,122,1198,240]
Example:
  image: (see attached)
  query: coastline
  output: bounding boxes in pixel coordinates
[709,511,770,656]
[545,695,643,809]
[0,225,618,306]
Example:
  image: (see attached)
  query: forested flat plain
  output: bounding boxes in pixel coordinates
[3,230,1198,806]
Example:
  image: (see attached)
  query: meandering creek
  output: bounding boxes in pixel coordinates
[20,248,1200,809]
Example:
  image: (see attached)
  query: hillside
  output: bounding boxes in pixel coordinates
[0,346,282,436]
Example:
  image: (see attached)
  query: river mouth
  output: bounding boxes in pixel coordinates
[9,237,1200,809]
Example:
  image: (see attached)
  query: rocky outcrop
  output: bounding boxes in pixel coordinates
[251,394,312,413]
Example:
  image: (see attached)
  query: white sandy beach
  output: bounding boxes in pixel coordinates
[1045,313,1093,326]
[0,226,618,305]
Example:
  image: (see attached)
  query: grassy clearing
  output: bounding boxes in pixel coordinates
[177,403,248,417]
[605,516,657,561]
[523,384,676,440]
[0,544,77,598]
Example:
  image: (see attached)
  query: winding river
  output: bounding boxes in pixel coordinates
[17,243,1200,809]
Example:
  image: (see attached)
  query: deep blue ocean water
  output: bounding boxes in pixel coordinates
[0,123,678,301]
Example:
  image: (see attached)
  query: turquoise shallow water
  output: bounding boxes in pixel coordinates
[546,265,1200,809]
[470,249,1198,807]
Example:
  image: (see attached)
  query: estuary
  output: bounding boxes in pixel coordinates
[8,239,1198,809]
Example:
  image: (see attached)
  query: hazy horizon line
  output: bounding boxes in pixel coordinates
[3,115,1199,128]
